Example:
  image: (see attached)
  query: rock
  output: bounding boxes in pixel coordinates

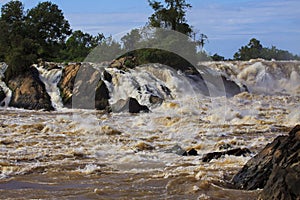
[232,125,300,200]
[201,148,251,162]
[222,76,246,97]
[111,97,149,113]
[133,142,155,152]
[7,67,54,111]
[128,97,149,113]
[110,56,137,71]
[95,80,110,110]
[0,86,5,105]
[58,63,110,110]
[103,70,112,83]
[58,63,80,107]
[165,145,198,156]
[149,95,163,105]
[182,148,198,156]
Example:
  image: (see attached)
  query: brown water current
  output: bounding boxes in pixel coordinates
[1,91,298,199]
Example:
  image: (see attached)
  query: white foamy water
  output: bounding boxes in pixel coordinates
[36,64,64,109]
[202,60,300,95]
[0,63,11,107]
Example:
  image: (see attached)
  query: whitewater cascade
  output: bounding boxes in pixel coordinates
[0,60,299,111]
[36,64,64,110]
[0,63,12,108]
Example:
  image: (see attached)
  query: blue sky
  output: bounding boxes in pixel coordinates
[0,0,299,58]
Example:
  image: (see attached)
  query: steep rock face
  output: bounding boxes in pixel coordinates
[8,67,54,111]
[232,125,300,200]
[58,63,110,110]
[58,63,80,108]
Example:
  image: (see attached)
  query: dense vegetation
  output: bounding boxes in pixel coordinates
[233,38,300,61]
[0,0,299,81]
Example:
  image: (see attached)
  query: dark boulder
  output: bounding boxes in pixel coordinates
[8,67,54,111]
[201,148,251,162]
[111,97,149,113]
[129,98,149,113]
[232,125,300,200]
[182,148,198,156]
[103,70,112,83]
[95,80,110,110]
[0,86,5,105]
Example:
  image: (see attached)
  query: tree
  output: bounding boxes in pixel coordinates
[25,1,71,60]
[211,53,225,61]
[234,38,300,61]
[121,29,142,51]
[0,0,72,80]
[0,0,25,61]
[148,0,193,36]
[234,38,263,60]
[62,30,104,62]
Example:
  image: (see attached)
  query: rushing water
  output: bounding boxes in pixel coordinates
[0,60,299,199]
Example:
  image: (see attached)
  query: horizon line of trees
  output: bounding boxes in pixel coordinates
[0,0,299,80]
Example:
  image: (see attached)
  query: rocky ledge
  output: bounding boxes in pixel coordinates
[7,67,54,111]
[232,125,300,200]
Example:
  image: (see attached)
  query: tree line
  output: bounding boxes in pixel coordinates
[0,0,299,80]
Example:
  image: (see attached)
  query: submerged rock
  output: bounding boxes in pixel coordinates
[232,125,300,200]
[8,67,54,111]
[201,148,251,162]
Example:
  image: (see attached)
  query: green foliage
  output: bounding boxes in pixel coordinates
[61,30,104,62]
[211,53,225,61]
[234,38,300,61]
[148,0,193,36]
[86,36,124,63]
[121,29,142,51]
[0,0,71,80]
[25,1,71,60]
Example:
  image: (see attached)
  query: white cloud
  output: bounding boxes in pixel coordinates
[186,0,300,57]
[65,12,149,36]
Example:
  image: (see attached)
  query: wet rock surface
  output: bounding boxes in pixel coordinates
[0,86,5,104]
[58,63,81,107]
[58,63,110,110]
[7,67,54,111]
[232,125,300,200]
[112,97,149,113]
[201,148,251,162]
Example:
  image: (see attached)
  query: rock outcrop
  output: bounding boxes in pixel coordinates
[7,67,54,111]
[232,125,300,200]
[201,148,251,162]
[58,63,80,107]
[58,63,110,110]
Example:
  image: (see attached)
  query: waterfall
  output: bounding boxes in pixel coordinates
[36,65,64,110]
[0,63,12,108]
